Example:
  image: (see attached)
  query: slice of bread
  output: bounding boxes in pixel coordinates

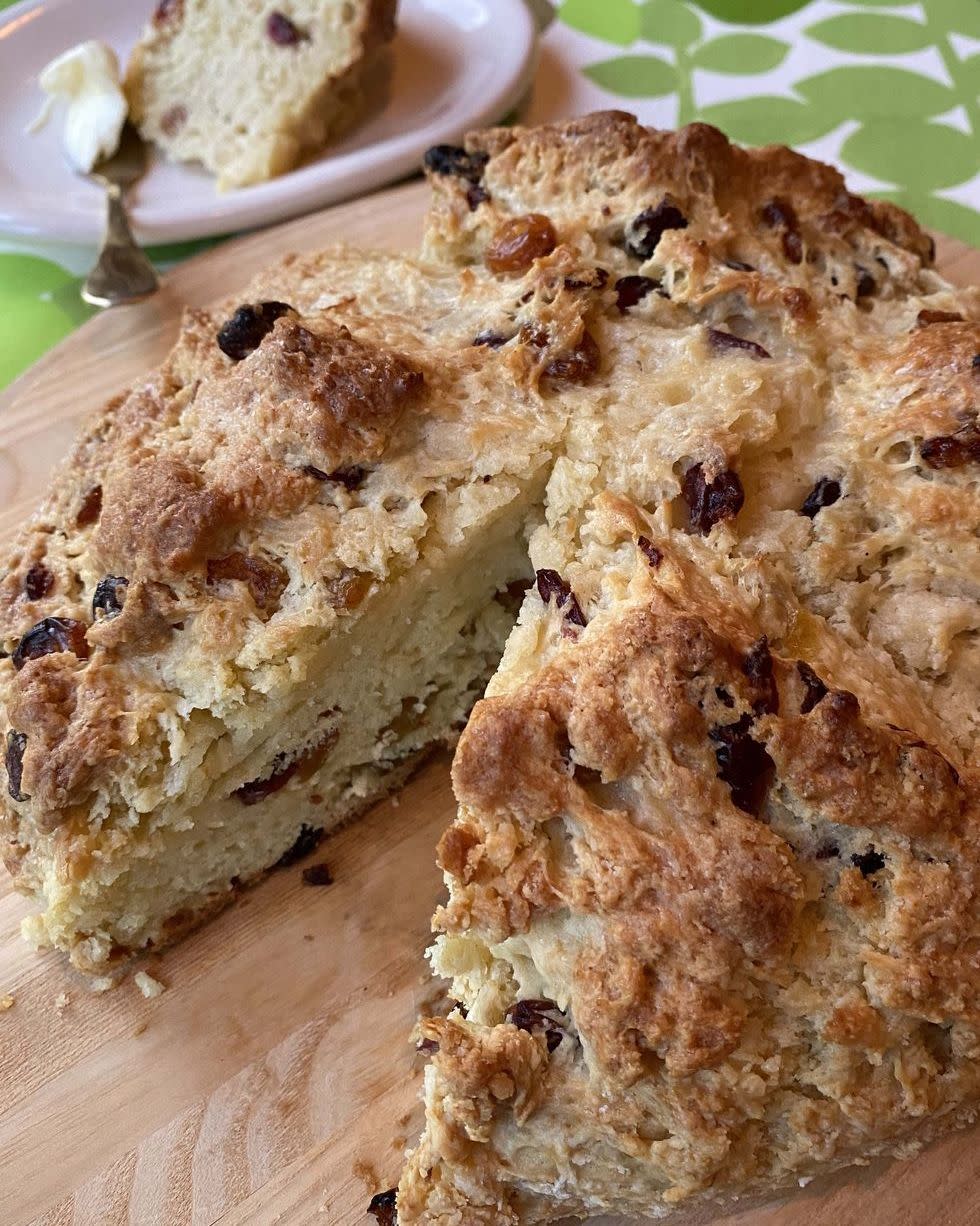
[124,0,395,188]
[396,115,980,1221]
[0,245,594,972]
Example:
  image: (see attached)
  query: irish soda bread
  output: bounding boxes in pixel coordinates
[0,112,978,1221]
[0,245,597,971]
[397,114,980,1221]
[124,0,395,188]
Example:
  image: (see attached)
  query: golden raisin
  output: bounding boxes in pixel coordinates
[76,485,103,528]
[916,309,963,326]
[235,726,339,808]
[207,552,287,612]
[485,214,557,275]
[325,569,372,611]
[920,424,980,469]
[541,329,601,387]
[294,727,340,781]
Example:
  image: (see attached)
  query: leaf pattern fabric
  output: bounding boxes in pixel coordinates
[550,0,979,247]
[0,0,976,391]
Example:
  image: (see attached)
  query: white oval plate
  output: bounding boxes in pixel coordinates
[0,0,536,243]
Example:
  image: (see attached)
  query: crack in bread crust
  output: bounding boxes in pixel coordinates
[400,113,980,1223]
[0,108,977,1222]
[0,248,575,967]
[406,564,980,1222]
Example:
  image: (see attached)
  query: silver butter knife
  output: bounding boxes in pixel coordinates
[82,121,158,307]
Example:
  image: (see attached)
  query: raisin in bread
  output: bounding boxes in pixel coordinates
[397,114,980,1221]
[124,0,395,189]
[0,244,601,973]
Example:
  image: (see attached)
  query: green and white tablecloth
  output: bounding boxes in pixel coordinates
[1,0,978,391]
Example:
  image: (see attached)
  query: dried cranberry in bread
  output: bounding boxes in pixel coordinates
[398,114,980,1223]
[124,0,395,188]
[0,245,594,972]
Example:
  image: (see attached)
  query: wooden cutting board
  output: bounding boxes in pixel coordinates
[0,183,978,1226]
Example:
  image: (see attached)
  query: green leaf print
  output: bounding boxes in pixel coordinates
[0,254,93,389]
[690,0,809,23]
[795,67,957,124]
[584,55,678,97]
[640,1,702,50]
[698,97,835,145]
[842,120,978,191]
[692,34,789,74]
[805,14,932,54]
[926,0,980,39]
[561,0,641,46]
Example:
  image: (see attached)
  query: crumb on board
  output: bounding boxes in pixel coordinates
[0,993,14,1011]
[55,992,71,1013]
[132,1020,148,1037]
[90,976,116,993]
[301,862,333,887]
[134,971,165,998]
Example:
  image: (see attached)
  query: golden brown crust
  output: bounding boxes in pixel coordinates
[0,297,427,827]
[424,111,934,285]
[401,113,980,1223]
[765,689,967,840]
[95,314,425,580]
[5,654,129,825]
[0,241,582,973]
[404,554,980,1220]
[95,455,237,578]
[0,108,978,1221]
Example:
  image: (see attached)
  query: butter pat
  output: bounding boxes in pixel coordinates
[30,40,128,173]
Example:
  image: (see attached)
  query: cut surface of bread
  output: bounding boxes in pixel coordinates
[124,0,395,189]
[0,246,593,971]
[1,108,978,1223]
[397,114,980,1221]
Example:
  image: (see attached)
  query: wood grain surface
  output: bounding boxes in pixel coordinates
[0,184,978,1226]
